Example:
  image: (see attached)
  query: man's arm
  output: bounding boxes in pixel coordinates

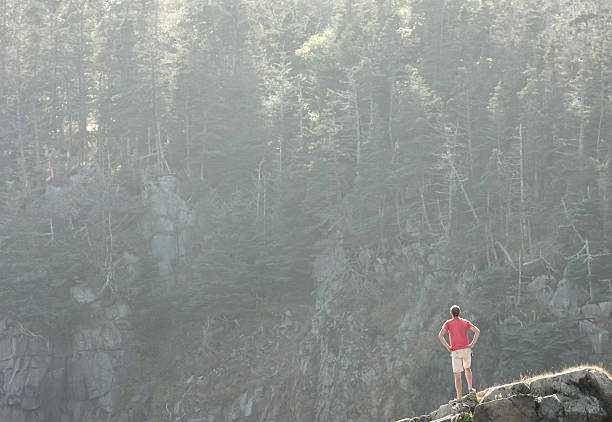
[469,324,480,348]
[438,327,452,352]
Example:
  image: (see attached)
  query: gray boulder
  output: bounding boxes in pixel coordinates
[480,381,530,403]
[396,367,612,422]
[473,395,539,421]
[584,369,612,415]
[561,393,606,421]
[526,275,554,303]
[536,394,563,420]
[581,303,602,319]
[549,279,581,316]
[529,368,589,397]
[600,302,612,319]
[70,285,99,304]
[0,320,54,422]
[143,175,194,286]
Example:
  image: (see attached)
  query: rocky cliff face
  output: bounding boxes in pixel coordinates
[144,231,612,422]
[0,290,140,422]
[142,175,194,287]
[5,175,611,422]
[396,367,612,422]
[146,238,485,422]
[0,319,57,422]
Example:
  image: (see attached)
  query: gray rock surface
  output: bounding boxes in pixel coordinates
[0,305,136,422]
[537,394,563,420]
[600,301,612,319]
[581,303,602,319]
[473,395,539,421]
[142,175,194,285]
[561,393,606,421]
[526,275,554,303]
[549,279,580,316]
[396,368,612,422]
[529,368,590,396]
[480,381,530,403]
[0,320,54,422]
[70,285,99,304]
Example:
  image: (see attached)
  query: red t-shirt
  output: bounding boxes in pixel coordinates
[443,317,472,351]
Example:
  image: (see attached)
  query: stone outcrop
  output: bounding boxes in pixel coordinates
[0,319,58,422]
[396,367,612,422]
[395,392,477,422]
[0,295,138,422]
[142,175,194,286]
[66,319,126,422]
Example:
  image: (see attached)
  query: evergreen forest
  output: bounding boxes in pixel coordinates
[0,0,612,420]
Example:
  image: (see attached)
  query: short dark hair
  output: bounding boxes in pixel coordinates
[450,305,461,317]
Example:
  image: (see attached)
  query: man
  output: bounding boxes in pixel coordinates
[438,305,480,399]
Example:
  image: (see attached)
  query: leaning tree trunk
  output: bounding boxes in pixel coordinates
[16,19,28,190]
[0,0,6,118]
[77,3,88,166]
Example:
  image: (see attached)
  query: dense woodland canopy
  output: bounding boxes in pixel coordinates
[0,0,611,337]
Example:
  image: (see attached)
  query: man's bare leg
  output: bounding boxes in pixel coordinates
[465,367,473,392]
[454,372,462,399]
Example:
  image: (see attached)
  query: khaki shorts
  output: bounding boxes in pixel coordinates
[451,348,472,373]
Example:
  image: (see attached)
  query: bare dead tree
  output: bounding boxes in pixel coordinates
[77,0,88,165]
[465,89,474,179]
[420,174,433,233]
[517,250,522,305]
[297,75,305,150]
[151,0,166,173]
[184,94,191,177]
[450,161,480,225]
[0,0,6,116]
[447,125,457,237]
[100,211,115,294]
[578,87,585,177]
[519,123,530,255]
[496,240,517,271]
[349,73,362,171]
[14,7,28,191]
[561,198,585,244]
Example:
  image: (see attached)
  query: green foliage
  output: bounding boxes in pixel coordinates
[563,259,588,287]
[458,413,473,422]
[128,255,176,356]
[469,267,513,317]
[498,321,591,380]
[0,211,89,339]
[295,29,335,64]
[1,0,611,377]
[567,199,603,244]
[175,180,315,317]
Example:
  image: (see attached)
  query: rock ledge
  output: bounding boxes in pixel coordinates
[396,366,612,422]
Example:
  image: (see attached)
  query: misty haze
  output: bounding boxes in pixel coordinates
[1,0,612,421]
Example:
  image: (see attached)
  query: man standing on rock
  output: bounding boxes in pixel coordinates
[438,305,480,400]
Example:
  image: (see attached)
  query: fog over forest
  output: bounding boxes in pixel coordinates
[0,0,611,421]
